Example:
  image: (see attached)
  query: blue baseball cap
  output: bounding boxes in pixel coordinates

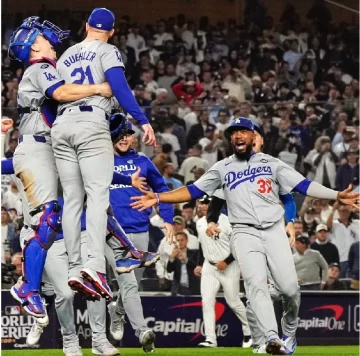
[253,123,263,137]
[225,117,254,137]
[127,122,135,135]
[88,8,115,31]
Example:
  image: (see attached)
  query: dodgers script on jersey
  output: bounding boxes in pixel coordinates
[197,214,232,263]
[193,152,305,228]
[56,40,125,114]
[17,63,63,135]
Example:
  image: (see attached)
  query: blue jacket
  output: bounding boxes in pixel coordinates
[110,150,174,233]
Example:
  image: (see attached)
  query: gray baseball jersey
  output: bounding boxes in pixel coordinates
[56,40,124,114]
[193,152,305,228]
[196,215,232,263]
[17,63,64,136]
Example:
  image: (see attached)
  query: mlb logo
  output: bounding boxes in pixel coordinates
[127,160,133,164]
[5,306,20,315]
[96,24,102,28]
[235,118,241,124]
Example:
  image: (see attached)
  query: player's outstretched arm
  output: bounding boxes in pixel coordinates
[130,187,193,211]
[52,82,112,102]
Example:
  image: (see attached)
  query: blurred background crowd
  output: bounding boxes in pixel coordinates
[1,0,359,293]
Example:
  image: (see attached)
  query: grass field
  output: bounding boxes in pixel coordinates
[2,346,359,356]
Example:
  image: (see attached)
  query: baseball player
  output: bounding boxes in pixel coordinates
[205,124,297,354]
[130,118,359,355]
[7,16,112,317]
[194,196,252,348]
[1,157,156,355]
[108,113,174,284]
[51,7,156,300]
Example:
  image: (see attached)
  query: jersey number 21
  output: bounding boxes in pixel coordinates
[71,65,95,84]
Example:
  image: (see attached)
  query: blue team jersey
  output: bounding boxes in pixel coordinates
[110,150,174,233]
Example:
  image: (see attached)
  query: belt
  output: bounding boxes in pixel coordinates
[58,105,94,116]
[18,135,47,144]
[209,261,217,266]
[18,106,41,114]
[243,223,265,230]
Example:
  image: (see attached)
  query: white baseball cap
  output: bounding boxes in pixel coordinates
[316,224,328,233]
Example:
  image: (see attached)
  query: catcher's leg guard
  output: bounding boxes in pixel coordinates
[106,204,142,259]
[20,201,61,294]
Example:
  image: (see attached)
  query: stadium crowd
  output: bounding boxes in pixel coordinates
[1,0,359,292]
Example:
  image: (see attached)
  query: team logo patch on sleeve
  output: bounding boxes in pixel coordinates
[41,64,49,69]
[260,159,268,163]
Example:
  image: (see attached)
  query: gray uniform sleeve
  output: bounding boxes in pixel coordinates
[276,159,306,194]
[31,63,64,98]
[193,163,222,197]
[100,44,125,73]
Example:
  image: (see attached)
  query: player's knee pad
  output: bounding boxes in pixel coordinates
[30,201,61,250]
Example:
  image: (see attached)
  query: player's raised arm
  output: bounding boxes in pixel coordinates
[100,41,156,146]
[276,159,360,209]
[131,164,222,211]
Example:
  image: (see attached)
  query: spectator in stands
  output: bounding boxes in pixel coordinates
[172,80,204,104]
[312,136,338,189]
[11,252,23,284]
[187,110,212,149]
[181,203,197,236]
[348,241,359,290]
[215,109,230,132]
[327,202,360,278]
[152,143,173,174]
[294,219,306,237]
[301,206,320,238]
[293,235,329,290]
[117,33,136,76]
[323,263,346,290]
[167,231,200,296]
[162,163,183,190]
[336,151,359,191]
[198,124,223,168]
[310,224,340,265]
[160,121,180,168]
[154,20,173,48]
[333,128,354,158]
[173,215,198,249]
[183,98,203,133]
[179,144,209,184]
[1,206,20,256]
[126,24,146,61]
[3,180,22,215]
[157,63,179,104]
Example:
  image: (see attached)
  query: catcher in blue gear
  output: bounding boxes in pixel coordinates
[7,16,112,317]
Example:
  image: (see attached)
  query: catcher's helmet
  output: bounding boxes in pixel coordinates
[8,16,70,63]
[109,112,131,144]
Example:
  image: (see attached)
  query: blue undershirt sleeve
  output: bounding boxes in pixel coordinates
[105,67,149,126]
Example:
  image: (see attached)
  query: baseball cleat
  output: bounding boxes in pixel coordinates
[198,340,217,348]
[266,338,286,355]
[243,335,253,348]
[108,302,125,340]
[92,340,119,355]
[68,276,101,301]
[115,252,160,274]
[80,268,113,301]
[139,329,156,353]
[10,281,46,318]
[63,345,83,356]
[281,335,297,354]
[253,344,267,353]
[26,314,49,346]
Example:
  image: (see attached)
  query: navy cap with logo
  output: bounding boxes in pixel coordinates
[127,122,135,135]
[88,8,115,31]
[205,124,216,133]
[296,235,310,245]
[225,117,254,137]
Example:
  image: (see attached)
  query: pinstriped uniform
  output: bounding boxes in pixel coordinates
[196,214,250,345]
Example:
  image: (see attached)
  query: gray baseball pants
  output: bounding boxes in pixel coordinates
[231,220,300,343]
[51,107,114,276]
